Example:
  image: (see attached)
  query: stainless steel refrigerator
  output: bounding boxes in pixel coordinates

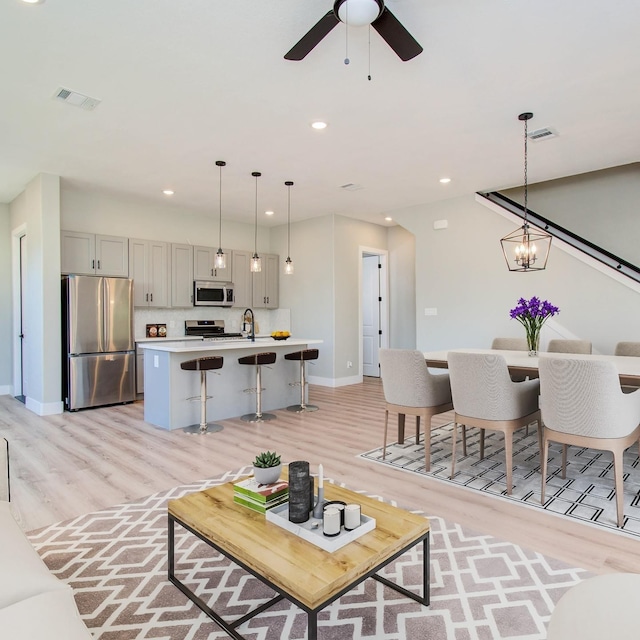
[62,275,135,410]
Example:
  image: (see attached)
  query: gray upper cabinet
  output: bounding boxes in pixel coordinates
[231,250,252,308]
[171,243,194,308]
[129,238,169,307]
[252,253,279,309]
[61,231,129,277]
[193,245,233,282]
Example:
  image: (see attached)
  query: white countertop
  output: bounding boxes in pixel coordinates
[139,337,322,353]
[135,336,204,344]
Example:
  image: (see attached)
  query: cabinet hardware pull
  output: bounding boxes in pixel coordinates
[97,260,101,269]
[150,293,153,302]
[146,293,149,302]
[92,260,95,269]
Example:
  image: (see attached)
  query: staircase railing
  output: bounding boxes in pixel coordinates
[479,191,640,285]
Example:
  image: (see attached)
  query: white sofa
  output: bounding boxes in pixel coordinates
[0,438,93,639]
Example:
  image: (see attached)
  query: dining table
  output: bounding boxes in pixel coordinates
[423,348,640,388]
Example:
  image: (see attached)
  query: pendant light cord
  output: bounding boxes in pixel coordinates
[287,183,291,257]
[523,117,528,222]
[254,175,258,255]
[218,162,223,246]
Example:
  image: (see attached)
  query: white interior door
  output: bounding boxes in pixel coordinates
[362,255,381,377]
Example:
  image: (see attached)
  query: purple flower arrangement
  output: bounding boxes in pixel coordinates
[509,296,560,354]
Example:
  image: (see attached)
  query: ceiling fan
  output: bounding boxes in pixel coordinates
[284,0,423,62]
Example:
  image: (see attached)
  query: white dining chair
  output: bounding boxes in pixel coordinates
[447,351,541,494]
[491,337,528,351]
[539,356,640,527]
[614,342,640,392]
[379,349,453,471]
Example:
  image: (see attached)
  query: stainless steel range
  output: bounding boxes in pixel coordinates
[184,320,244,341]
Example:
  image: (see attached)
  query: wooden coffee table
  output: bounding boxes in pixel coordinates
[168,478,430,640]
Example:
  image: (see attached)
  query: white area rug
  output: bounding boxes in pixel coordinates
[360,423,640,535]
[28,467,588,639]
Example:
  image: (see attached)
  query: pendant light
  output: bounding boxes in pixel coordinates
[500,112,552,272]
[284,180,294,275]
[214,160,226,270]
[250,171,262,273]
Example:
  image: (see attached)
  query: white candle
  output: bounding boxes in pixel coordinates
[323,506,340,536]
[318,463,323,489]
[344,503,361,530]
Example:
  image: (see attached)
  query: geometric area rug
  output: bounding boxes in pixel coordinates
[27,467,589,640]
[360,423,640,537]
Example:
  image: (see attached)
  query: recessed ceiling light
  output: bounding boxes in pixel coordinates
[311,121,328,130]
[439,177,451,184]
[265,210,275,216]
[21,0,46,4]
[384,217,393,222]
[162,189,174,196]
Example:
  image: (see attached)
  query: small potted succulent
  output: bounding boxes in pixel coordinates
[252,451,282,485]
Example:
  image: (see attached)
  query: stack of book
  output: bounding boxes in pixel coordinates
[233,478,289,514]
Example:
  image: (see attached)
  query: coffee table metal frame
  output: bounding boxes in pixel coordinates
[168,512,430,640]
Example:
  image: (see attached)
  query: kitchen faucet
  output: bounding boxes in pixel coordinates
[243,308,255,342]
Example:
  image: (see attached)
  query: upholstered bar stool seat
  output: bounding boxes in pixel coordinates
[180,356,224,435]
[284,349,319,413]
[238,352,277,423]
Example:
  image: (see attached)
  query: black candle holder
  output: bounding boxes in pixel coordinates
[288,461,311,523]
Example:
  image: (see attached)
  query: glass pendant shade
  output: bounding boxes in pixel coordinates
[501,112,552,272]
[215,247,226,269]
[285,257,294,275]
[251,253,262,273]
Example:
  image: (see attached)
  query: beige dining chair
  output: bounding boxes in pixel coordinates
[447,351,541,494]
[379,349,453,471]
[547,339,592,354]
[539,357,640,527]
[491,337,528,351]
[615,341,640,357]
[615,342,640,392]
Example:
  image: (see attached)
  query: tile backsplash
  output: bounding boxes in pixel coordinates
[134,307,291,340]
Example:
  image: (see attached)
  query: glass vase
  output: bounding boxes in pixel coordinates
[527,330,540,357]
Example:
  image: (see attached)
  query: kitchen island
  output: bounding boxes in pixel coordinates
[140,338,322,429]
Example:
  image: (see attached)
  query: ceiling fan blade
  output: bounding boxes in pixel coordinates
[371,7,423,61]
[284,11,341,60]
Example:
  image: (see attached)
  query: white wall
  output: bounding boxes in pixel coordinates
[9,174,62,414]
[0,205,11,394]
[394,194,640,354]
[388,225,416,349]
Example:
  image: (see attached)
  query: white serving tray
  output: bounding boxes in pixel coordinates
[265,503,376,552]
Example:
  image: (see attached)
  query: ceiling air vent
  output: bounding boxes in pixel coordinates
[53,87,101,111]
[340,183,363,191]
[528,127,557,141]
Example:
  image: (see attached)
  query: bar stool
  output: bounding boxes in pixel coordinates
[285,349,319,413]
[238,352,277,423]
[180,356,224,435]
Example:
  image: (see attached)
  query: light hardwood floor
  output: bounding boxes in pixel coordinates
[2,378,639,574]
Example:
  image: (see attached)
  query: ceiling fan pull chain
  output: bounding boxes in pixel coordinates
[368,25,372,80]
[344,2,350,64]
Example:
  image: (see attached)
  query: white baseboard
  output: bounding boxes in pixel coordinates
[25,397,64,416]
[0,386,12,396]
[308,374,363,388]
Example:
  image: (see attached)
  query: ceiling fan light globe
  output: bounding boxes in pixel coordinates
[336,0,381,27]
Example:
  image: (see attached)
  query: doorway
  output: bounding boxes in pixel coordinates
[12,227,27,403]
[361,250,388,378]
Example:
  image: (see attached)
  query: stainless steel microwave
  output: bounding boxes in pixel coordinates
[193,281,234,307]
